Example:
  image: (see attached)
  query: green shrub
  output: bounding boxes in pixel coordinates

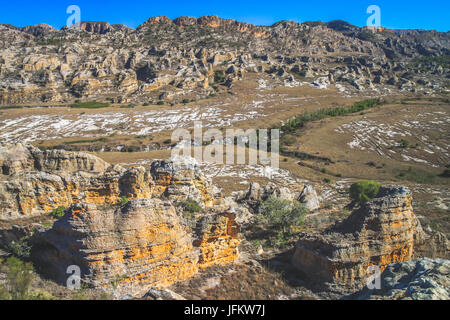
[181,200,202,214]
[280,99,382,134]
[214,70,225,84]
[257,197,308,246]
[395,167,436,184]
[5,257,34,300]
[439,169,450,178]
[6,237,31,259]
[119,196,130,207]
[157,101,164,105]
[70,101,110,109]
[349,181,381,205]
[0,285,11,300]
[26,289,55,300]
[50,207,66,219]
[399,139,411,149]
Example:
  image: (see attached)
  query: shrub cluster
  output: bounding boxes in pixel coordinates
[349,181,381,205]
[281,99,382,134]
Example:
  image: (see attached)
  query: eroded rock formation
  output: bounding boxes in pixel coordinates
[292,186,423,292]
[32,199,240,296]
[1,15,448,105]
[0,144,244,296]
[0,144,222,220]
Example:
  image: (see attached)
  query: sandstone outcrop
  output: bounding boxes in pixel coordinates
[32,199,197,296]
[292,186,423,292]
[0,144,242,296]
[32,198,240,297]
[239,182,296,207]
[298,185,320,211]
[0,144,221,220]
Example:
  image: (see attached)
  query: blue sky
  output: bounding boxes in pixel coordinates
[0,0,448,31]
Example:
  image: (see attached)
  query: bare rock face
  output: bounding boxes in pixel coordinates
[79,22,112,34]
[32,199,199,296]
[239,182,296,206]
[414,229,450,260]
[31,199,240,297]
[150,156,219,207]
[292,186,422,292]
[1,16,448,106]
[298,185,320,211]
[0,144,241,296]
[194,211,240,269]
[0,144,127,219]
[0,145,221,220]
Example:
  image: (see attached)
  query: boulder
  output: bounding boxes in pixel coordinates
[356,258,450,300]
[298,185,320,211]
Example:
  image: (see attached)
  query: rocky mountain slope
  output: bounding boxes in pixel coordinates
[0,16,448,105]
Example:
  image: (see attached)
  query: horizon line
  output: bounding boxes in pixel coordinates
[2,15,449,33]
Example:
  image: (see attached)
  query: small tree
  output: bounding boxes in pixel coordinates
[6,257,34,300]
[257,197,308,244]
[7,236,31,259]
[349,181,381,205]
[181,200,202,214]
[50,207,66,219]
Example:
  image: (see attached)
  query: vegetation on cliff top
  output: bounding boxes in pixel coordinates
[349,181,381,205]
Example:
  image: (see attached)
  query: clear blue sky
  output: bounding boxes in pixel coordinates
[0,0,448,31]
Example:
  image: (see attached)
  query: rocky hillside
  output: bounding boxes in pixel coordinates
[0,16,449,105]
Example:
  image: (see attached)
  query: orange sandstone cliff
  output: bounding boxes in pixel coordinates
[0,144,242,296]
[292,186,424,292]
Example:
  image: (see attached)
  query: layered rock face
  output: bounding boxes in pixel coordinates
[0,144,243,296]
[194,211,240,269]
[292,186,422,291]
[32,199,240,296]
[32,200,197,294]
[238,182,320,211]
[150,156,220,207]
[0,144,220,220]
[0,144,241,295]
